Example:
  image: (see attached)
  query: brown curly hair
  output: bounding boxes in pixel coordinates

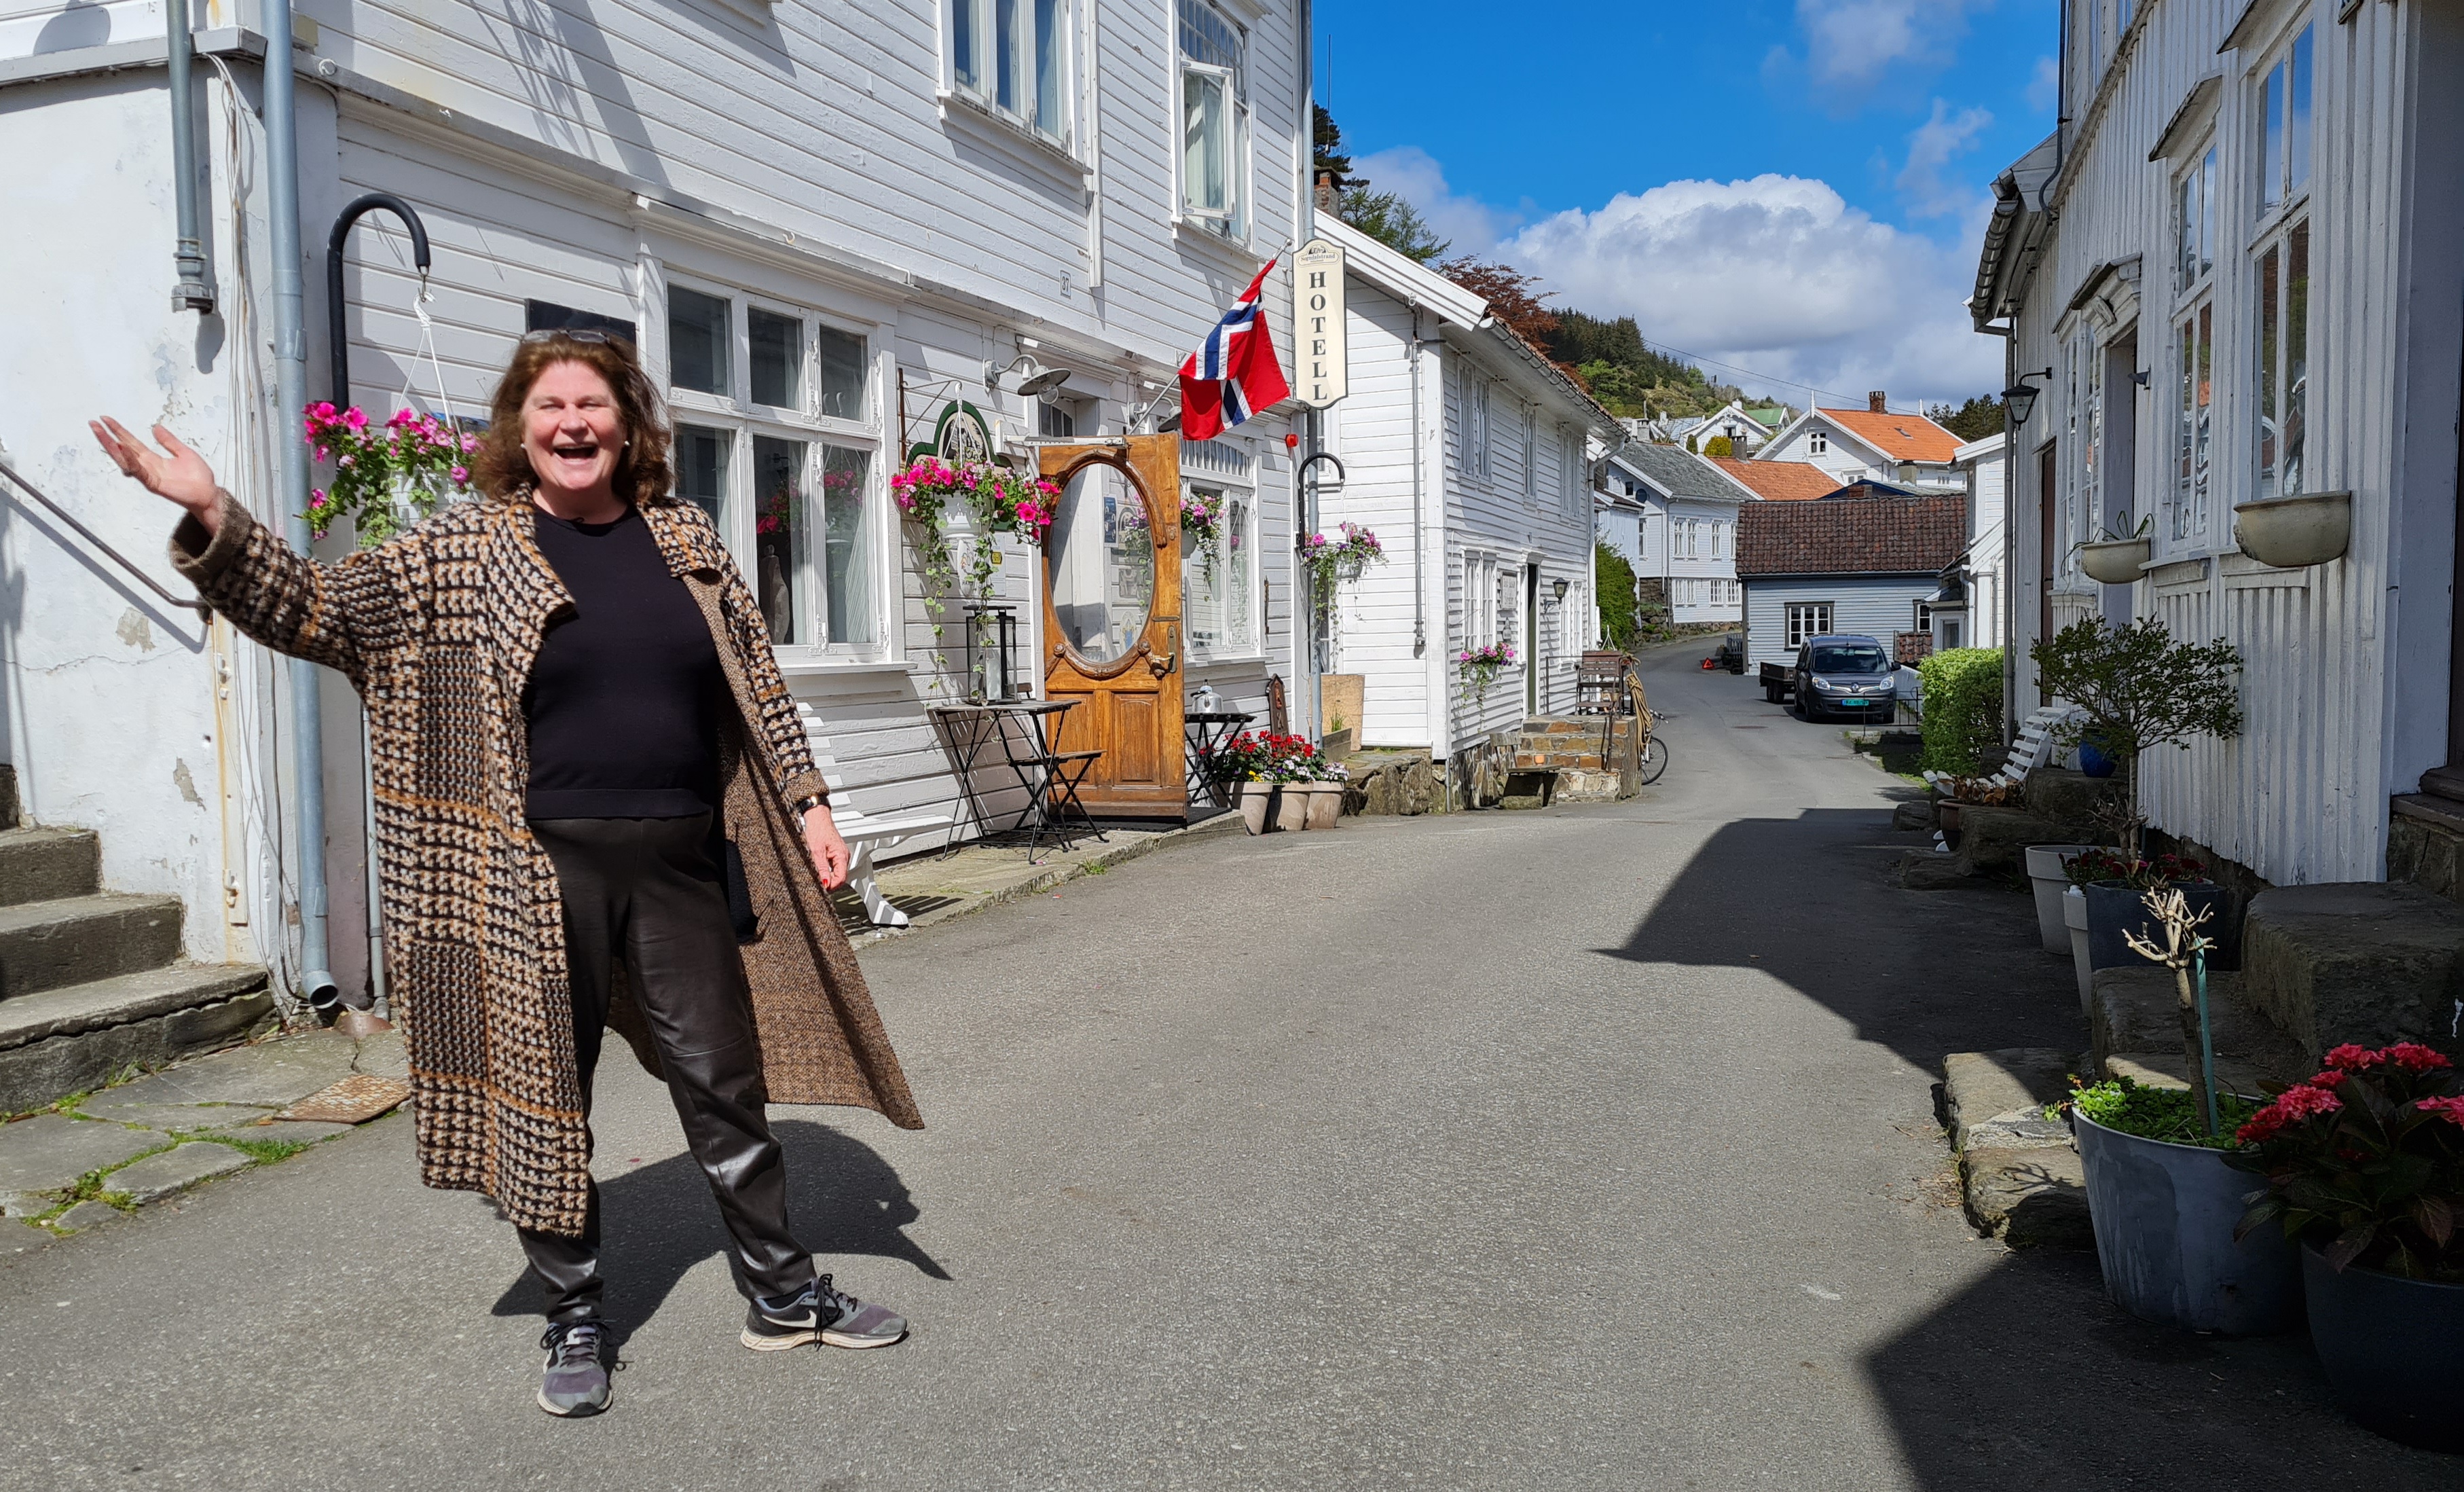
[472,331,675,506]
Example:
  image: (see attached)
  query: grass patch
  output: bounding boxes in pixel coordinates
[213,1134,315,1164]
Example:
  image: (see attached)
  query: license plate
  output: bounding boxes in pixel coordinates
[1838,697,1871,706]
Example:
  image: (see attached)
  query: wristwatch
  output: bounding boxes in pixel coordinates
[792,793,830,816]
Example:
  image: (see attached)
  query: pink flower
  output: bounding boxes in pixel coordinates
[2415,1095,2464,1128]
[2306,1070,2348,1090]
[314,446,331,463]
[2385,1042,2454,1072]
[308,490,328,509]
[310,401,337,420]
[387,409,417,429]
[462,435,479,453]
[342,407,368,431]
[2323,1044,2385,1072]
[449,466,470,485]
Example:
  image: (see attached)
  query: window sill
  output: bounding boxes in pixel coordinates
[775,656,914,678]
[936,88,1093,191]
[1187,652,1267,670]
[1170,217,1265,272]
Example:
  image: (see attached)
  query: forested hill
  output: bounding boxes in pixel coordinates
[1540,312,1746,421]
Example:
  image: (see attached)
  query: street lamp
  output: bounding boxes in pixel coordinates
[2001,367,2053,426]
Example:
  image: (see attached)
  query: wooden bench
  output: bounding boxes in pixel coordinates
[797,703,957,928]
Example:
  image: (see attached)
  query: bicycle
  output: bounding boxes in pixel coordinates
[1624,670,1670,786]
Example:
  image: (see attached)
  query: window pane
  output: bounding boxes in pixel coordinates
[995,0,1020,112]
[2289,27,2313,196]
[2176,172,2196,290]
[750,308,801,410]
[2194,303,2213,532]
[1039,401,1076,437]
[676,424,729,525]
[1183,69,1228,215]
[817,326,867,420]
[2285,221,2309,496]
[1226,494,1253,649]
[1177,0,1240,79]
[822,445,875,647]
[1185,484,1225,651]
[2261,62,2285,213]
[1034,0,1063,137]
[2176,318,2196,539]
[951,0,978,90]
[752,435,810,645]
[2199,150,2215,278]
[2258,244,2281,498]
[669,287,731,396]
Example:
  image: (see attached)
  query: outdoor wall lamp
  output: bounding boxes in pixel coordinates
[987,347,1073,402]
[1552,577,1570,603]
[2001,368,2053,426]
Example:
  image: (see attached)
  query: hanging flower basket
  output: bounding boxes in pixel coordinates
[1181,490,1225,575]
[1457,642,1515,701]
[891,455,1058,607]
[1300,522,1385,625]
[301,403,475,547]
[2078,537,2152,585]
[2233,490,2352,568]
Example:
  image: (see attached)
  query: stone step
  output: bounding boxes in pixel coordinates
[1940,1049,2091,1248]
[0,828,99,908]
[2421,765,2464,803]
[2242,882,2464,1059]
[0,893,183,1002]
[0,964,273,1113]
[2088,965,2310,1093]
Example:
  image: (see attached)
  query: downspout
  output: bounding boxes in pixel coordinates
[261,1,340,1011]
[165,0,215,312]
[1408,299,1426,657]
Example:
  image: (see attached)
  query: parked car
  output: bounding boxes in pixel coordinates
[1791,634,1898,722]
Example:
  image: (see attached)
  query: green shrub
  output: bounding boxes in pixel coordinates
[1594,543,1640,653]
[1917,647,2004,774]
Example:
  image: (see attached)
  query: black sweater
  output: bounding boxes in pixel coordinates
[523,506,726,820]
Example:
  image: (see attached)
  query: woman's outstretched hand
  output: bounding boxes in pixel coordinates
[90,419,220,537]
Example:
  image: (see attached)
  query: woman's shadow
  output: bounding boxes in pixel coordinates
[490,1118,949,1335]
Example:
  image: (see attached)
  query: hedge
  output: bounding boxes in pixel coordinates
[1594,543,1640,653]
[1918,648,2004,774]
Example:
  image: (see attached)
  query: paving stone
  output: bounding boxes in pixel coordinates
[100,1142,251,1204]
[0,1114,164,1209]
[3,1217,54,1252]
[203,1118,354,1146]
[1962,1143,2093,1248]
[1892,799,1935,831]
[48,1199,127,1233]
[1949,807,2102,874]
[1943,1049,2076,1152]
[73,1099,277,1131]
[2021,767,2128,826]
[90,1032,359,1110]
[2089,965,2308,1088]
[352,1030,409,1080]
[1898,851,1986,890]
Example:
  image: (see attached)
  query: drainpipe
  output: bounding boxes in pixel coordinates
[1408,299,1426,658]
[261,1,340,1012]
[165,0,215,312]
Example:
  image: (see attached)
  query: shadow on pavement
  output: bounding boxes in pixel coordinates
[488,1118,949,1334]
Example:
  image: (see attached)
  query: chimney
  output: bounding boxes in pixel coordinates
[1314,172,1340,217]
[1868,390,1888,413]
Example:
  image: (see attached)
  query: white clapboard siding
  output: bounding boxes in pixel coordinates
[1741,578,1937,674]
[1996,0,2462,886]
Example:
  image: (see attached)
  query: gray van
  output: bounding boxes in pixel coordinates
[1792,634,1896,722]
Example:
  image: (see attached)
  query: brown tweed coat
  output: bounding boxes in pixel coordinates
[171,491,922,1236]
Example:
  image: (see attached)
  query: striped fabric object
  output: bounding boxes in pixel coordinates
[170,492,921,1236]
[1177,259,1291,442]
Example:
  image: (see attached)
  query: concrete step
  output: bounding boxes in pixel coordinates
[0,964,273,1113]
[2242,881,2464,1059]
[2421,765,2464,803]
[0,828,99,908]
[0,893,183,1002]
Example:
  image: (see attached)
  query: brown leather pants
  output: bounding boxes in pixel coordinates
[519,814,814,1323]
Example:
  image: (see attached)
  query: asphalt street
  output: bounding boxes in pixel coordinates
[3,643,2452,1490]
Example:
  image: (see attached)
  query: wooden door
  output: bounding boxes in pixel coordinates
[1039,436,1187,818]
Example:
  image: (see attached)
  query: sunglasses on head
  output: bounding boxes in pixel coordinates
[520,329,621,346]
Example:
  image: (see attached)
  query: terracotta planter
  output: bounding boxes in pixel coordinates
[1302,781,1343,830]
[1273,783,1310,833]
[2079,537,2152,585]
[1238,782,1276,835]
[2234,490,2351,568]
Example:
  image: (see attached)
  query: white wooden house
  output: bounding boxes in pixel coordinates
[1616,443,1750,626]
[1928,432,2009,652]
[1759,396,1965,492]
[1971,0,2464,890]
[1312,218,1620,751]
[0,0,1312,1016]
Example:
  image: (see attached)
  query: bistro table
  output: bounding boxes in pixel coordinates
[1183,710,1257,809]
[928,700,1105,863]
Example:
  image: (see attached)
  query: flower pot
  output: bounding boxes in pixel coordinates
[2302,1244,2464,1451]
[2084,880,2231,972]
[2075,1113,2302,1335]
[2064,886,2093,1013]
[2233,490,2352,569]
[2077,739,2118,778]
[1273,784,1310,833]
[1302,781,1343,830]
[1238,782,1276,835]
[2078,537,2152,585]
[2026,844,2096,956]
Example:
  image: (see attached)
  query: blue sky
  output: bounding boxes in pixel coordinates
[1316,0,2061,407]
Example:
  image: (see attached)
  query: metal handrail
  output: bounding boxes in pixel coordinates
[0,454,210,615]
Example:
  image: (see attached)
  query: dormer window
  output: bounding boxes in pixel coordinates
[1809,430,1828,457]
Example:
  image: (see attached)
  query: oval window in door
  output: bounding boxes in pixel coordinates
[1046,460,1156,666]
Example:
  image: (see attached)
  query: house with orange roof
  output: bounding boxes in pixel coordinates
[1708,457,1836,503]
[1757,393,1965,494]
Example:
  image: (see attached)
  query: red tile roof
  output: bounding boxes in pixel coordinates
[1816,408,1962,465]
[1735,494,1968,578]
[1710,458,1835,501]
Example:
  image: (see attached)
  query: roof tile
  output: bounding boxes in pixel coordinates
[1816,408,1962,465]
[1710,458,1835,501]
[1736,494,1968,578]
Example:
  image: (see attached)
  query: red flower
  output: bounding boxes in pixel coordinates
[2384,1042,2454,1073]
[2306,1070,2348,1090]
[2321,1043,2384,1072]
[2237,1082,2347,1144]
[2416,1095,2464,1128]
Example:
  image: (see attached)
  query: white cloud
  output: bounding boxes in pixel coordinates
[1350,145,1521,257]
[2025,54,2060,111]
[1499,174,2002,407]
[1793,0,1972,90]
[1897,98,1994,219]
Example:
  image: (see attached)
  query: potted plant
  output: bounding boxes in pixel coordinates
[1204,732,1279,835]
[1300,522,1385,628]
[2233,488,2353,568]
[301,403,477,546]
[2065,848,2226,975]
[2062,884,2093,1011]
[2061,888,2302,1334]
[890,455,1058,617]
[1302,760,1348,830]
[2029,615,2244,865]
[1457,643,1514,703]
[2025,843,2099,956]
[2076,514,2153,585]
[2235,1042,2464,1450]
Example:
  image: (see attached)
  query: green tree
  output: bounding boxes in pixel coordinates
[2029,616,2243,856]
[1312,103,1354,188]
[1338,187,1448,263]
[1594,543,1640,653]
[1927,395,2006,442]
[1703,435,1734,458]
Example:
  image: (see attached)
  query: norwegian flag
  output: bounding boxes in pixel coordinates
[1177,260,1291,442]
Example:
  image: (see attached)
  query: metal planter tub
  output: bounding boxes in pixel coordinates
[2078,538,2152,585]
[2233,490,2352,569]
[2084,880,2232,971]
[2302,1245,2464,1452]
[2075,1113,2302,1334]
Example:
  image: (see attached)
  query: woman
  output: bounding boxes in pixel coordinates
[91,331,923,1419]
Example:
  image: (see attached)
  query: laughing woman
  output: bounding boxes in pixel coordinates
[91,330,922,1419]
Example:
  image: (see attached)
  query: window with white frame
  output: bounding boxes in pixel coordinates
[1177,0,1248,237]
[2172,140,2218,541]
[1522,406,1537,506]
[1464,551,1499,648]
[665,280,885,657]
[947,0,1076,148]
[1786,602,1833,648]
[1809,429,1828,456]
[1466,374,1490,480]
[1559,428,1583,520]
[1181,442,1259,657]
[2254,22,2313,502]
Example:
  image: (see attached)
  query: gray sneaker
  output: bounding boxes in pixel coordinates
[536,1320,614,1417]
[741,1274,909,1351]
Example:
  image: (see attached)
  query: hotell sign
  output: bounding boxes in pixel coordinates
[1294,237,1347,410]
